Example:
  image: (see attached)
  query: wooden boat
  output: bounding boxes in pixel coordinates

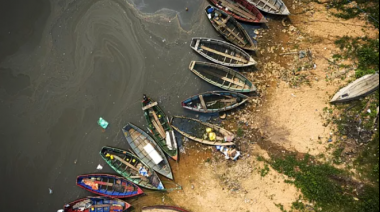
[171,116,235,146]
[76,174,144,198]
[182,91,249,113]
[142,95,178,161]
[100,146,165,191]
[123,123,174,179]
[331,73,379,103]
[142,205,190,212]
[209,0,267,23]
[247,0,290,15]
[189,61,256,93]
[205,5,257,51]
[63,196,130,212]
[190,37,257,68]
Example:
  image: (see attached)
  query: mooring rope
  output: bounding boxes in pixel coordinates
[345,0,380,24]
[163,181,183,192]
[143,181,183,194]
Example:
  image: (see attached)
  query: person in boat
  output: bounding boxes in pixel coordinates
[206,6,218,19]
[143,94,150,105]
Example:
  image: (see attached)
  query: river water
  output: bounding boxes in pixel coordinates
[0,0,260,211]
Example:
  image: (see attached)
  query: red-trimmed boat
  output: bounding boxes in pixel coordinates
[209,0,267,23]
[76,174,144,198]
[63,196,130,212]
[142,205,189,212]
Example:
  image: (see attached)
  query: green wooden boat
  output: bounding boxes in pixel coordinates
[100,146,165,191]
[123,123,174,180]
[142,95,178,161]
[189,61,257,93]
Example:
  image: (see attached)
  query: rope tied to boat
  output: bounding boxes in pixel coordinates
[345,0,379,24]
[164,181,183,192]
[143,181,182,194]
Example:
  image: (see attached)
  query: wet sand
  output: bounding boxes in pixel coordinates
[0,0,220,211]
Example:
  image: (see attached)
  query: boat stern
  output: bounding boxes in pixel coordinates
[330,93,342,103]
[250,84,258,93]
[246,45,258,52]
[171,154,179,162]
[137,186,145,196]
[190,38,198,50]
[248,57,257,66]
[259,16,269,23]
[189,61,196,70]
[123,201,132,211]
[282,6,291,16]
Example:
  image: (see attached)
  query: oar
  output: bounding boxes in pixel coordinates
[89,204,112,208]
[109,154,148,181]
[111,154,139,172]
[150,110,166,138]
[83,179,114,187]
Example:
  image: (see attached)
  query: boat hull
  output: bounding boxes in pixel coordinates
[142,96,179,161]
[76,174,144,198]
[209,0,267,23]
[205,5,257,51]
[123,123,174,179]
[63,197,130,212]
[331,73,379,103]
[182,91,249,113]
[189,61,257,93]
[171,116,235,146]
[190,37,256,68]
[100,146,165,191]
[247,0,290,15]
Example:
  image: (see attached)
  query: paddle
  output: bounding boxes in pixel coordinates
[109,154,148,181]
[150,110,166,138]
[90,204,112,208]
[110,154,139,172]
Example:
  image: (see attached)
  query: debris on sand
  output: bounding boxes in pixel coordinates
[299,50,307,59]
[216,146,241,161]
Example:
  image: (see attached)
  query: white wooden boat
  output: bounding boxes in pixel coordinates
[190,37,257,68]
[331,73,379,103]
[247,0,290,15]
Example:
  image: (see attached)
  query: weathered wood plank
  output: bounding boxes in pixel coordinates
[201,45,248,63]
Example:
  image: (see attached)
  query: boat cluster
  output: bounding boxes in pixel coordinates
[59,0,292,211]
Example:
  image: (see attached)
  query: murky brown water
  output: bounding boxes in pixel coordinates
[0,0,267,211]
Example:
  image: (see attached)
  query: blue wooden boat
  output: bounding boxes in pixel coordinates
[63,196,130,212]
[76,174,144,198]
